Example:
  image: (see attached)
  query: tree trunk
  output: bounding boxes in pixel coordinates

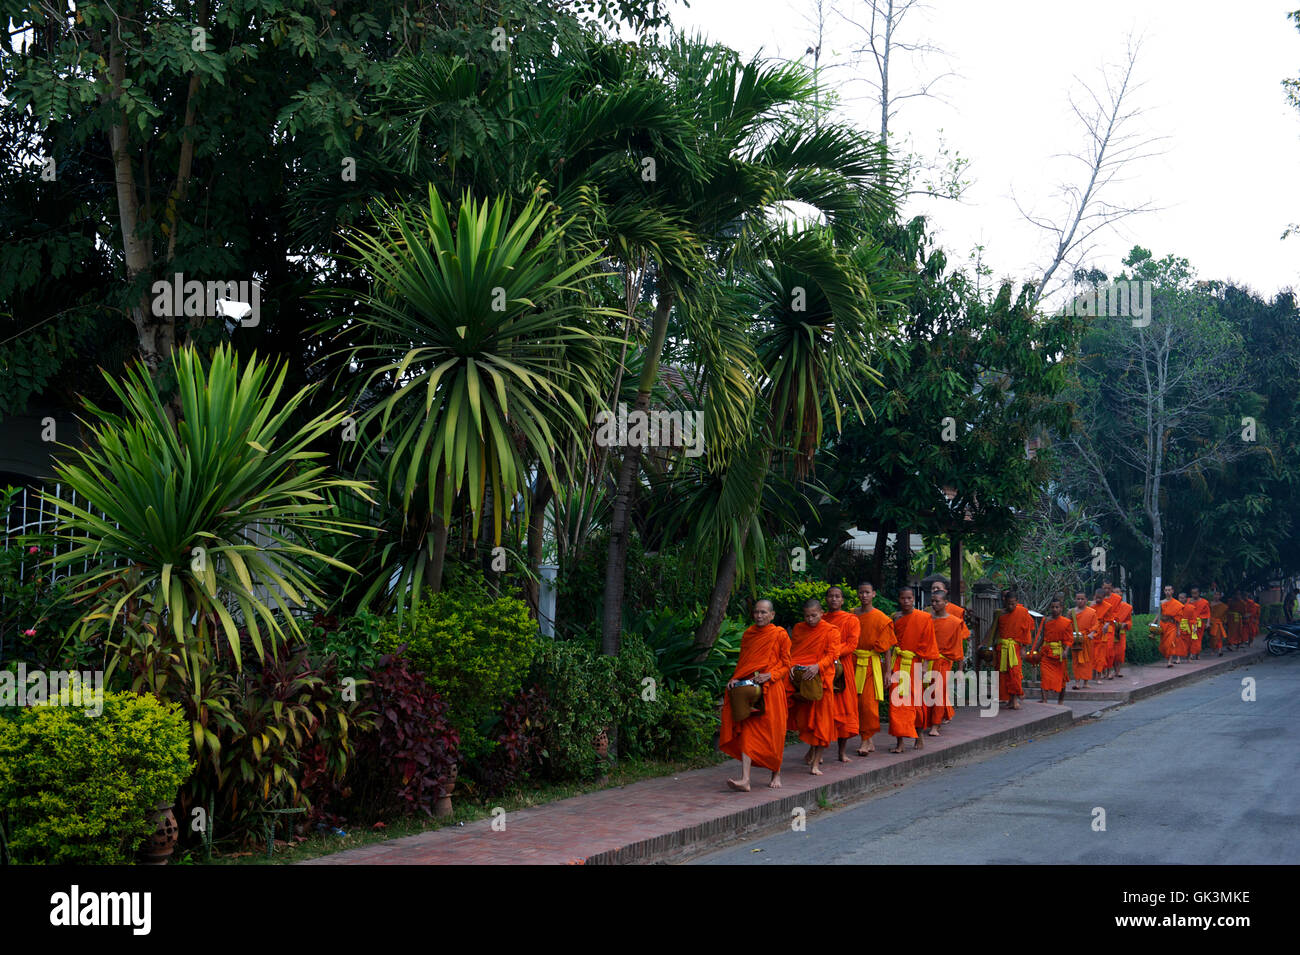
[1149,512,1163,613]
[692,523,752,655]
[524,473,553,618]
[950,531,963,610]
[895,527,910,591]
[871,523,891,588]
[424,479,450,594]
[601,292,673,656]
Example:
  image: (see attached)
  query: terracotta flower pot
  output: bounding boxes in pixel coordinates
[434,795,454,818]
[139,803,178,865]
[438,761,459,799]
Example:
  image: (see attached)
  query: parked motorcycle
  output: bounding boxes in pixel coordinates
[1265,622,1300,655]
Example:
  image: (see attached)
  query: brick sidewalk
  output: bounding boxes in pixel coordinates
[301,647,1267,866]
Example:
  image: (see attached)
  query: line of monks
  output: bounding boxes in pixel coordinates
[717,578,1264,790]
[1156,585,1260,667]
[719,581,976,791]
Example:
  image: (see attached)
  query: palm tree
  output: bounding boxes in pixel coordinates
[599,38,897,654]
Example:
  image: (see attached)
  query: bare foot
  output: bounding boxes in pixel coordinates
[726,778,750,792]
[810,765,823,775]
[889,744,905,754]
[768,774,782,789]
[928,728,940,737]
[913,738,924,749]
[1011,702,1021,710]
[856,748,872,756]
[837,753,851,762]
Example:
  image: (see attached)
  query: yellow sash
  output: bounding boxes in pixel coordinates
[1046,641,1064,659]
[1178,618,1192,633]
[895,650,917,700]
[999,637,1020,670]
[854,649,884,699]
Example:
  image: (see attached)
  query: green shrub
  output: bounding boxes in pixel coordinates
[530,639,619,781]
[380,589,540,760]
[1127,613,1160,664]
[307,609,386,677]
[627,607,742,698]
[556,531,716,630]
[764,580,858,628]
[661,684,718,761]
[611,633,670,760]
[0,688,192,864]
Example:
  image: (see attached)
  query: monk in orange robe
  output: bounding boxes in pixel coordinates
[787,598,840,775]
[1068,592,1099,689]
[1177,592,1199,659]
[853,581,896,756]
[1188,586,1210,660]
[1111,590,1133,677]
[721,600,792,791]
[1032,598,1074,703]
[1227,592,1246,649]
[989,589,1035,708]
[1093,588,1118,679]
[1208,591,1229,655]
[822,585,861,762]
[1246,595,1261,645]
[926,583,968,734]
[1159,585,1184,666]
[888,586,940,752]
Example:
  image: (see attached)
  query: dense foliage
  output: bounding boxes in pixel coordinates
[0,688,192,864]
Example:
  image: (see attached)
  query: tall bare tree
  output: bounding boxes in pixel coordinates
[1021,39,1165,309]
[836,0,966,199]
[1061,252,1254,611]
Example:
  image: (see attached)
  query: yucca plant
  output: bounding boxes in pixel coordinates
[45,344,374,691]
[335,186,616,599]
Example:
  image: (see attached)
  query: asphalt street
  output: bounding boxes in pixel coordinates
[691,653,1300,864]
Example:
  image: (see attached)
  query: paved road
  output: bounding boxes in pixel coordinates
[692,654,1300,864]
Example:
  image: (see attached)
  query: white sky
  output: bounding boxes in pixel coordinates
[670,0,1300,300]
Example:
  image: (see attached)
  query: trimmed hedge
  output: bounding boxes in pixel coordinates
[0,688,192,864]
[1127,613,1160,664]
[380,590,540,761]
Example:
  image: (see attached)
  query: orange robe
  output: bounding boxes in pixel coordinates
[1160,598,1185,658]
[927,612,968,725]
[824,609,861,740]
[1069,606,1099,681]
[1208,600,1229,650]
[1246,600,1260,641]
[853,606,896,740]
[947,603,971,659]
[889,611,940,738]
[1193,598,1211,651]
[1038,616,1074,693]
[1113,599,1133,667]
[1227,599,1246,646]
[787,619,840,747]
[1180,601,1201,656]
[995,604,1036,701]
[719,624,792,772]
[1095,594,1121,671]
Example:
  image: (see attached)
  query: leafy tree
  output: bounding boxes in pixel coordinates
[1056,249,1254,610]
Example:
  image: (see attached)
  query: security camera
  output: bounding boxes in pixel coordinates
[215,299,253,322]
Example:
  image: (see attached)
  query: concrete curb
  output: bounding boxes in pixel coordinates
[585,706,1075,865]
[591,648,1269,865]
